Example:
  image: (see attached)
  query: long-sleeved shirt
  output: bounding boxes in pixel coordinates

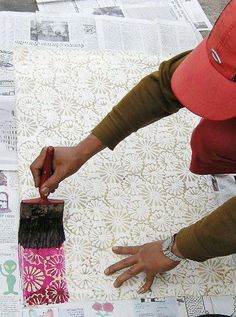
[92,51,236,262]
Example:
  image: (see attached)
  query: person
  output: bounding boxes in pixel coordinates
[30,0,236,294]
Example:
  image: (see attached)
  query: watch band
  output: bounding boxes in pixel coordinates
[161,235,184,262]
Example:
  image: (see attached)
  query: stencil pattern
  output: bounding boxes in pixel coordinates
[15,47,235,301]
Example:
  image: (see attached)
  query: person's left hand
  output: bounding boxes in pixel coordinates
[104,241,180,294]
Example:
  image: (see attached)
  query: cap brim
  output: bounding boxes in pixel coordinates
[171,37,236,120]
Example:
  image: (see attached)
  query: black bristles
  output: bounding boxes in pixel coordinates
[18,217,65,249]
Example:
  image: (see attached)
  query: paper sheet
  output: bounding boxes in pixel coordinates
[0,97,17,170]
[36,0,212,31]
[0,171,22,316]
[22,296,236,316]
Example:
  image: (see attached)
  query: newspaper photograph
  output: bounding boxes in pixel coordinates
[0,171,18,243]
[0,97,17,170]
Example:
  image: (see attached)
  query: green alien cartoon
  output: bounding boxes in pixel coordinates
[0,259,18,295]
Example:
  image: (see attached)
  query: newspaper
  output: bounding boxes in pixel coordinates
[0,97,17,170]
[21,296,236,316]
[36,0,212,31]
[0,50,14,96]
[0,171,21,317]
[180,0,212,30]
[0,11,201,54]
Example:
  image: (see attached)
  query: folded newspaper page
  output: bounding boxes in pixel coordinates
[0,171,21,317]
[0,11,201,54]
[0,97,17,170]
[21,296,236,316]
[36,0,212,31]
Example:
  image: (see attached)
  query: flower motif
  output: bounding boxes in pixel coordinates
[45,254,65,278]
[52,95,78,117]
[163,176,185,195]
[17,140,38,163]
[106,187,129,209]
[47,279,69,304]
[15,75,35,94]
[66,213,91,236]
[70,265,96,289]
[73,88,95,107]
[26,292,48,306]
[34,84,58,105]
[17,115,37,138]
[65,236,91,263]
[86,74,113,95]
[89,226,114,249]
[96,162,124,184]
[198,259,227,284]
[37,109,60,129]
[141,184,166,208]
[104,209,131,234]
[132,138,160,161]
[23,249,44,265]
[23,266,44,293]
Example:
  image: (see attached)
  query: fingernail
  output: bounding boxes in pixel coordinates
[112,246,119,251]
[104,268,109,275]
[137,287,145,294]
[41,187,49,196]
[113,281,119,288]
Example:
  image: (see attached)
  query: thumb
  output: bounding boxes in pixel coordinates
[40,171,64,196]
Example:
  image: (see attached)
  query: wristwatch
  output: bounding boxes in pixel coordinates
[162,235,185,262]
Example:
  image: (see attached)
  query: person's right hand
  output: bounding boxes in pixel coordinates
[30,134,105,196]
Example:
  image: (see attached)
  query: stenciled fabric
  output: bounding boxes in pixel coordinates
[15,47,235,301]
[19,244,69,305]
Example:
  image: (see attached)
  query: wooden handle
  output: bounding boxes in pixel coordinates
[39,146,54,198]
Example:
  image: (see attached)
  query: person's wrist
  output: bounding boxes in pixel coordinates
[75,134,105,162]
[171,234,185,259]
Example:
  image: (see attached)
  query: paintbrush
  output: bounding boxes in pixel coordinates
[18,146,65,249]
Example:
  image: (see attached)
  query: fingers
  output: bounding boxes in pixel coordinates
[105,255,137,276]
[112,245,141,255]
[30,148,47,187]
[113,263,143,288]
[137,274,155,294]
[40,171,64,196]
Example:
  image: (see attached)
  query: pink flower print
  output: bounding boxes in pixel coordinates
[26,292,49,306]
[47,279,69,304]
[103,303,114,313]
[92,302,114,316]
[92,302,103,311]
[23,249,44,265]
[45,254,65,278]
[23,266,45,293]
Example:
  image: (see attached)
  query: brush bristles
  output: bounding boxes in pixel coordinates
[18,217,65,249]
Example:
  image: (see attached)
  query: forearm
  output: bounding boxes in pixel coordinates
[92,51,189,150]
[77,133,106,162]
[175,196,236,262]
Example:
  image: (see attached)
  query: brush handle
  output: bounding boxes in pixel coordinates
[39,146,54,198]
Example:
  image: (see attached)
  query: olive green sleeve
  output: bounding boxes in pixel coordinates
[176,196,236,262]
[92,51,190,150]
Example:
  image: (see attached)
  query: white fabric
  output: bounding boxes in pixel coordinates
[15,47,235,301]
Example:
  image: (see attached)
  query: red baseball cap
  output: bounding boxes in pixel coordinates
[171,0,236,121]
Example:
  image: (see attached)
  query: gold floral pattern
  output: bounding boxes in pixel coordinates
[15,47,235,301]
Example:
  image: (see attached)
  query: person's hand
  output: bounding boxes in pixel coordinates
[30,134,105,196]
[104,240,182,294]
